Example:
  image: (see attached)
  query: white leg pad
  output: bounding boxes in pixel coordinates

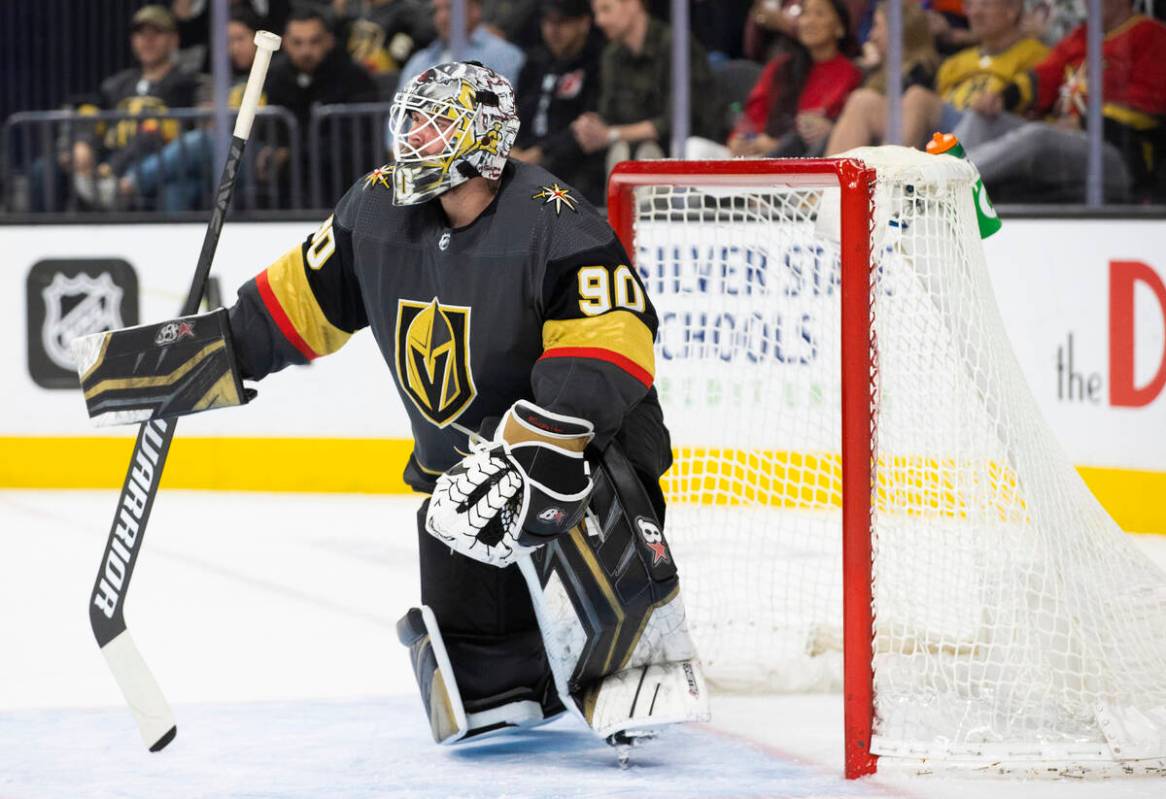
[397,605,469,744]
[584,659,711,739]
[397,605,563,745]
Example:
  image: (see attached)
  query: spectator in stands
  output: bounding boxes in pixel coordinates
[744,0,802,62]
[30,5,201,211]
[483,0,543,50]
[571,0,724,173]
[744,0,865,62]
[261,2,378,197]
[170,0,292,72]
[266,2,379,130]
[726,0,862,158]
[384,0,525,154]
[340,0,435,86]
[396,0,526,90]
[904,0,1046,146]
[959,0,1166,202]
[511,0,606,204]
[830,0,1045,152]
[118,6,266,211]
[1021,0,1085,46]
[824,0,940,153]
[927,0,976,55]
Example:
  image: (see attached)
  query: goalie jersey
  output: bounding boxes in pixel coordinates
[227,161,670,494]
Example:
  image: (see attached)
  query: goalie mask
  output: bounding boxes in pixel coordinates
[388,61,520,206]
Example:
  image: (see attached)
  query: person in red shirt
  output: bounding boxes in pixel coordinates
[824,0,941,154]
[961,0,1166,201]
[728,0,863,157]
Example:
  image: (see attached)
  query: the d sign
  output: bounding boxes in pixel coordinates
[1110,260,1166,407]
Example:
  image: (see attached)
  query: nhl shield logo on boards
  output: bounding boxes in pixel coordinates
[26,259,138,389]
[42,273,124,369]
[394,297,477,427]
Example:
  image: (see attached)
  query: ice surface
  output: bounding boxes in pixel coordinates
[2,490,1164,798]
[0,698,878,799]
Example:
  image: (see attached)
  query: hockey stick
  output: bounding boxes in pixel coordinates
[88,30,281,752]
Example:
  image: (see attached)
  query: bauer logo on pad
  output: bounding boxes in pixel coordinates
[26,259,138,389]
[155,320,195,346]
[635,516,670,566]
[537,506,568,526]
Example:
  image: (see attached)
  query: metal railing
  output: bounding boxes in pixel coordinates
[3,106,301,214]
[4,0,1165,214]
[308,102,393,209]
[0,0,146,130]
[6,22,1166,219]
[3,103,401,215]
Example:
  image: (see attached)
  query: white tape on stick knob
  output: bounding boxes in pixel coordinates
[234,31,282,140]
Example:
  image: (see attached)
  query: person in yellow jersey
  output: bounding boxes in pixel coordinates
[898,0,1047,147]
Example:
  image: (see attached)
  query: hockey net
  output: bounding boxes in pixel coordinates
[607,148,1166,777]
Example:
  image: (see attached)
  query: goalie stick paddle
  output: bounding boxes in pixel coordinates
[88,30,282,752]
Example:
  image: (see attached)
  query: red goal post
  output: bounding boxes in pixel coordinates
[608,159,880,778]
[606,153,1166,781]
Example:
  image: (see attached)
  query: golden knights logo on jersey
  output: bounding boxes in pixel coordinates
[531,183,578,215]
[363,164,394,191]
[395,298,476,427]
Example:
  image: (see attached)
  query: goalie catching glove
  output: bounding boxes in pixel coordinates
[425,400,594,567]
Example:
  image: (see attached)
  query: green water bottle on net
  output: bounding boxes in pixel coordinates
[926,132,1002,239]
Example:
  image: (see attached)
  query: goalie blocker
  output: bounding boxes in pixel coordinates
[72,308,253,426]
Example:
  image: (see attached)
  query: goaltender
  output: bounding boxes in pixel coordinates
[74,61,708,752]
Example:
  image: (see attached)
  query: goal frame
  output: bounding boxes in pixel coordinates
[608,159,880,779]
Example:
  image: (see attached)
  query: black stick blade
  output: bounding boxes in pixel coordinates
[149,726,178,752]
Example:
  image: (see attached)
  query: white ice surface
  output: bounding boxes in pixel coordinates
[2,490,1164,798]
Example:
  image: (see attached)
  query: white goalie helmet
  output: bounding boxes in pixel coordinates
[388,61,520,206]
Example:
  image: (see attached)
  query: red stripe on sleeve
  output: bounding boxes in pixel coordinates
[255,269,320,361]
[538,346,653,389]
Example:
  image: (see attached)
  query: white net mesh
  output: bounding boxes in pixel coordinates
[625,148,1166,769]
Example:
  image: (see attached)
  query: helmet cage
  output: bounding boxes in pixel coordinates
[389,92,478,169]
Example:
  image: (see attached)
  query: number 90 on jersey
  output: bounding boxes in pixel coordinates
[577,265,646,316]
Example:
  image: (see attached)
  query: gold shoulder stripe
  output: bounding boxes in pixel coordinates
[263,245,352,358]
[541,310,655,382]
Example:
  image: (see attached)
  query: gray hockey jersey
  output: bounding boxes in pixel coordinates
[227,160,670,492]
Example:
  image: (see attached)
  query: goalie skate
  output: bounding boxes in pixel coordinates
[606,728,658,769]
